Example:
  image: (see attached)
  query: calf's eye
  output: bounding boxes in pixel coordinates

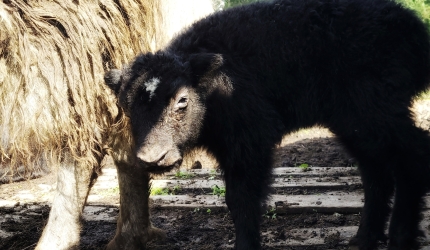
[175,96,188,110]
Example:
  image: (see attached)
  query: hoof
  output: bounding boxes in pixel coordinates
[349,245,359,250]
[388,228,423,250]
[106,226,166,250]
[106,239,122,250]
[349,236,360,250]
[148,226,166,241]
[349,234,387,250]
[388,238,420,250]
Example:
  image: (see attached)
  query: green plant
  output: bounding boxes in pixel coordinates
[150,187,170,195]
[264,207,277,219]
[207,208,212,214]
[298,163,310,171]
[211,185,226,196]
[208,169,217,180]
[150,185,181,195]
[175,171,195,179]
[172,185,181,194]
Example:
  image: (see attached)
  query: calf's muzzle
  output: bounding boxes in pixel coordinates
[136,146,183,171]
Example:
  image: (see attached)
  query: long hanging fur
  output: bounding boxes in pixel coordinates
[0,0,214,181]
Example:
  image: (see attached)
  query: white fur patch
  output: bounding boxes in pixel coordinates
[144,77,160,100]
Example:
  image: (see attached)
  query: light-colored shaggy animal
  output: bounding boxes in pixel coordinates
[0,0,213,249]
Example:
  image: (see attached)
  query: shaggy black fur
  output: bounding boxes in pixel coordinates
[105,0,430,249]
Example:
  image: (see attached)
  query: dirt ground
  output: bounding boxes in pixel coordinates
[1,99,430,250]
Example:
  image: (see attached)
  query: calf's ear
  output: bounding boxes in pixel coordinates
[188,53,223,78]
[104,69,122,95]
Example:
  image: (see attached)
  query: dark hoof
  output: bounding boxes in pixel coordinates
[349,234,388,250]
[388,228,423,250]
[148,226,167,241]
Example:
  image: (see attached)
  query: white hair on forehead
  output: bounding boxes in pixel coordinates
[144,77,160,100]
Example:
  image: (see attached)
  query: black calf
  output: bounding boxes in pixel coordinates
[105,0,430,249]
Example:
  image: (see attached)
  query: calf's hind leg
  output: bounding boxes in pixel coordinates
[333,116,430,250]
[335,132,394,250]
[386,125,430,250]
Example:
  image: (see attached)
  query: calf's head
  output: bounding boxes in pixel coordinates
[104,52,222,173]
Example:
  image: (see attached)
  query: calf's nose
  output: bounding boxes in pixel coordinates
[137,149,167,165]
[137,147,182,168]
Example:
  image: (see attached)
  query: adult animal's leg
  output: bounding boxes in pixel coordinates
[36,154,99,250]
[107,161,165,250]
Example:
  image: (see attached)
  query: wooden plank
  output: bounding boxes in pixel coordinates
[151,194,226,209]
[156,167,359,179]
[272,167,359,177]
[150,191,364,213]
[150,192,430,214]
[272,176,360,188]
[150,176,362,191]
[0,199,18,208]
[268,193,364,214]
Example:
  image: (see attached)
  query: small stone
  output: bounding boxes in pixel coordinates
[275,201,284,206]
[13,206,23,212]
